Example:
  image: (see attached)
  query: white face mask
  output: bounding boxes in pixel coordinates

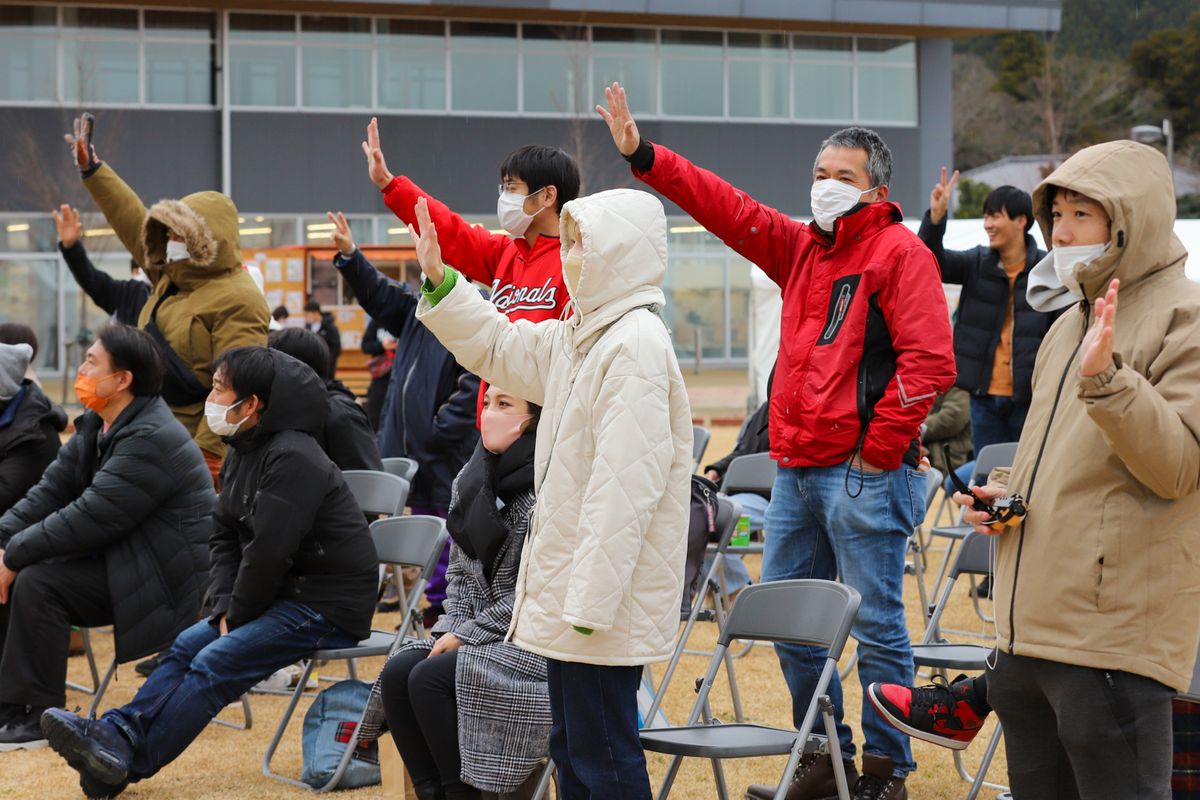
[205,398,246,437]
[810,179,877,232]
[496,190,545,237]
[1053,242,1110,294]
[165,240,191,263]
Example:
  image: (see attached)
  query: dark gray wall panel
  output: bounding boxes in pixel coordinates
[231,112,931,220]
[0,107,220,214]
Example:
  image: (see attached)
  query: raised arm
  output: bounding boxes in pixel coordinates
[328,211,419,334]
[916,167,974,285]
[55,205,150,325]
[362,118,509,285]
[597,84,803,285]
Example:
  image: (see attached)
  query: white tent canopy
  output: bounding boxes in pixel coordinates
[748,218,1200,406]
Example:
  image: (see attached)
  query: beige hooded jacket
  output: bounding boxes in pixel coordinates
[416,189,692,665]
[992,140,1200,691]
[83,164,269,457]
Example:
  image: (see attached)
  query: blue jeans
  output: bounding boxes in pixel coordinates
[703,491,768,593]
[969,395,1028,455]
[103,600,356,780]
[762,462,925,777]
[546,659,650,800]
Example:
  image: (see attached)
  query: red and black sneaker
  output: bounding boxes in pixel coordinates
[867,674,988,751]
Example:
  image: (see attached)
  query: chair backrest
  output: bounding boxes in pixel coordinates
[369,515,448,578]
[972,443,1018,486]
[720,452,775,500]
[718,579,860,660]
[950,531,994,579]
[924,468,943,508]
[343,470,410,517]
[713,494,741,550]
[381,457,419,484]
[692,425,711,467]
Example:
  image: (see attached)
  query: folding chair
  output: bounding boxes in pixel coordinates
[717,452,775,661]
[641,579,860,800]
[927,443,1017,604]
[644,495,743,724]
[903,531,1006,800]
[904,467,942,629]
[262,514,449,792]
[342,469,410,517]
[381,457,418,485]
[692,425,712,470]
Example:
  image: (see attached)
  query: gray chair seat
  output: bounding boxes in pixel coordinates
[314,630,405,660]
[930,523,971,540]
[641,724,827,759]
[912,643,992,670]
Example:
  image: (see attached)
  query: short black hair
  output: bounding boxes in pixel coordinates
[272,305,289,321]
[0,323,38,359]
[269,327,331,380]
[815,127,893,188]
[212,346,275,409]
[983,186,1034,232]
[303,301,321,313]
[95,324,163,397]
[500,145,581,213]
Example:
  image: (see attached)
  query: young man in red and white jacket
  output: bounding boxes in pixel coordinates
[361,118,578,415]
[599,85,956,800]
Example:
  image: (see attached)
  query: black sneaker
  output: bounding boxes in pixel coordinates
[80,772,129,800]
[0,705,49,751]
[421,603,444,630]
[40,708,133,786]
[134,652,165,678]
[867,674,987,751]
[971,576,993,599]
[851,754,907,800]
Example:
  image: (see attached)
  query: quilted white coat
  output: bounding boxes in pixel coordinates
[416,188,692,665]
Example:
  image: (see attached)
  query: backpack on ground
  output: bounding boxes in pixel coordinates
[300,678,381,790]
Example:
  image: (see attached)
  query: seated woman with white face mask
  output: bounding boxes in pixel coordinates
[361,385,550,800]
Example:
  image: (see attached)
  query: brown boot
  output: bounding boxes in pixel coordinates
[745,753,859,800]
[851,754,906,800]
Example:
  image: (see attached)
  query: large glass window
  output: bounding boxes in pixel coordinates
[378,19,446,110]
[0,257,60,371]
[856,38,917,123]
[591,27,656,115]
[793,35,853,122]
[522,25,587,114]
[301,15,371,108]
[728,32,788,119]
[0,7,57,101]
[450,22,517,112]
[230,13,296,106]
[660,30,723,117]
[144,11,215,105]
[61,7,139,103]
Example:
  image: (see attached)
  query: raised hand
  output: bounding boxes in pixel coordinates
[361,117,395,190]
[409,197,445,285]
[62,113,100,173]
[929,166,959,225]
[1080,279,1119,378]
[52,204,82,248]
[326,211,355,256]
[596,83,642,157]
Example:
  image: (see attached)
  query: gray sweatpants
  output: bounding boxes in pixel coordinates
[987,651,1174,800]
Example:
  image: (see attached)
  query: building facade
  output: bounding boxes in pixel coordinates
[0,0,1060,374]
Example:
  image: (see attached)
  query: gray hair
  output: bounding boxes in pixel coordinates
[814,127,893,188]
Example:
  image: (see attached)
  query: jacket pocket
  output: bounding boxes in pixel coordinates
[1095,497,1123,613]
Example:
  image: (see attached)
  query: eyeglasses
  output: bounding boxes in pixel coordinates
[497,184,544,197]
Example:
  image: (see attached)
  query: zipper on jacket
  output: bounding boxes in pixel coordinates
[1006,303,1087,653]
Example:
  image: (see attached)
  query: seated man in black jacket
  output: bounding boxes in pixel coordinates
[41,346,379,796]
[0,341,66,516]
[0,325,213,751]
[53,205,150,327]
[268,327,383,471]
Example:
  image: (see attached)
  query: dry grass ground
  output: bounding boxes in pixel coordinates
[4,424,1009,799]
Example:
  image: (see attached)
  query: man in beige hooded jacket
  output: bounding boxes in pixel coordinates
[874,141,1200,799]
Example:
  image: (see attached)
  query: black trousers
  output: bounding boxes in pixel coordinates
[380,648,475,794]
[987,651,1174,800]
[0,557,114,708]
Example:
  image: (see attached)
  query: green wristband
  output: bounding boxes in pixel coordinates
[572,625,594,636]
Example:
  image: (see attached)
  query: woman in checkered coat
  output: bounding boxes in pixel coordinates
[362,385,549,800]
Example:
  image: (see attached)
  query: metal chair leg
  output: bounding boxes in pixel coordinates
[528,759,556,800]
[67,628,102,695]
[213,695,254,731]
[262,659,319,789]
[87,659,118,719]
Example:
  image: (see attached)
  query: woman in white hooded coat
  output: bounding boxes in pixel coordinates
[408,189,691,799]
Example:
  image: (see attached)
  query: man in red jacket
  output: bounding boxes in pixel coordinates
[599,85,955,800]
[361,118,578,414]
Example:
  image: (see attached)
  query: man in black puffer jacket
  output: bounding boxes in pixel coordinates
[0,325,213,751]
[41,346,378,797]
[268,326,383,471]
[918,173,1059,454]
[0,342,67,515]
